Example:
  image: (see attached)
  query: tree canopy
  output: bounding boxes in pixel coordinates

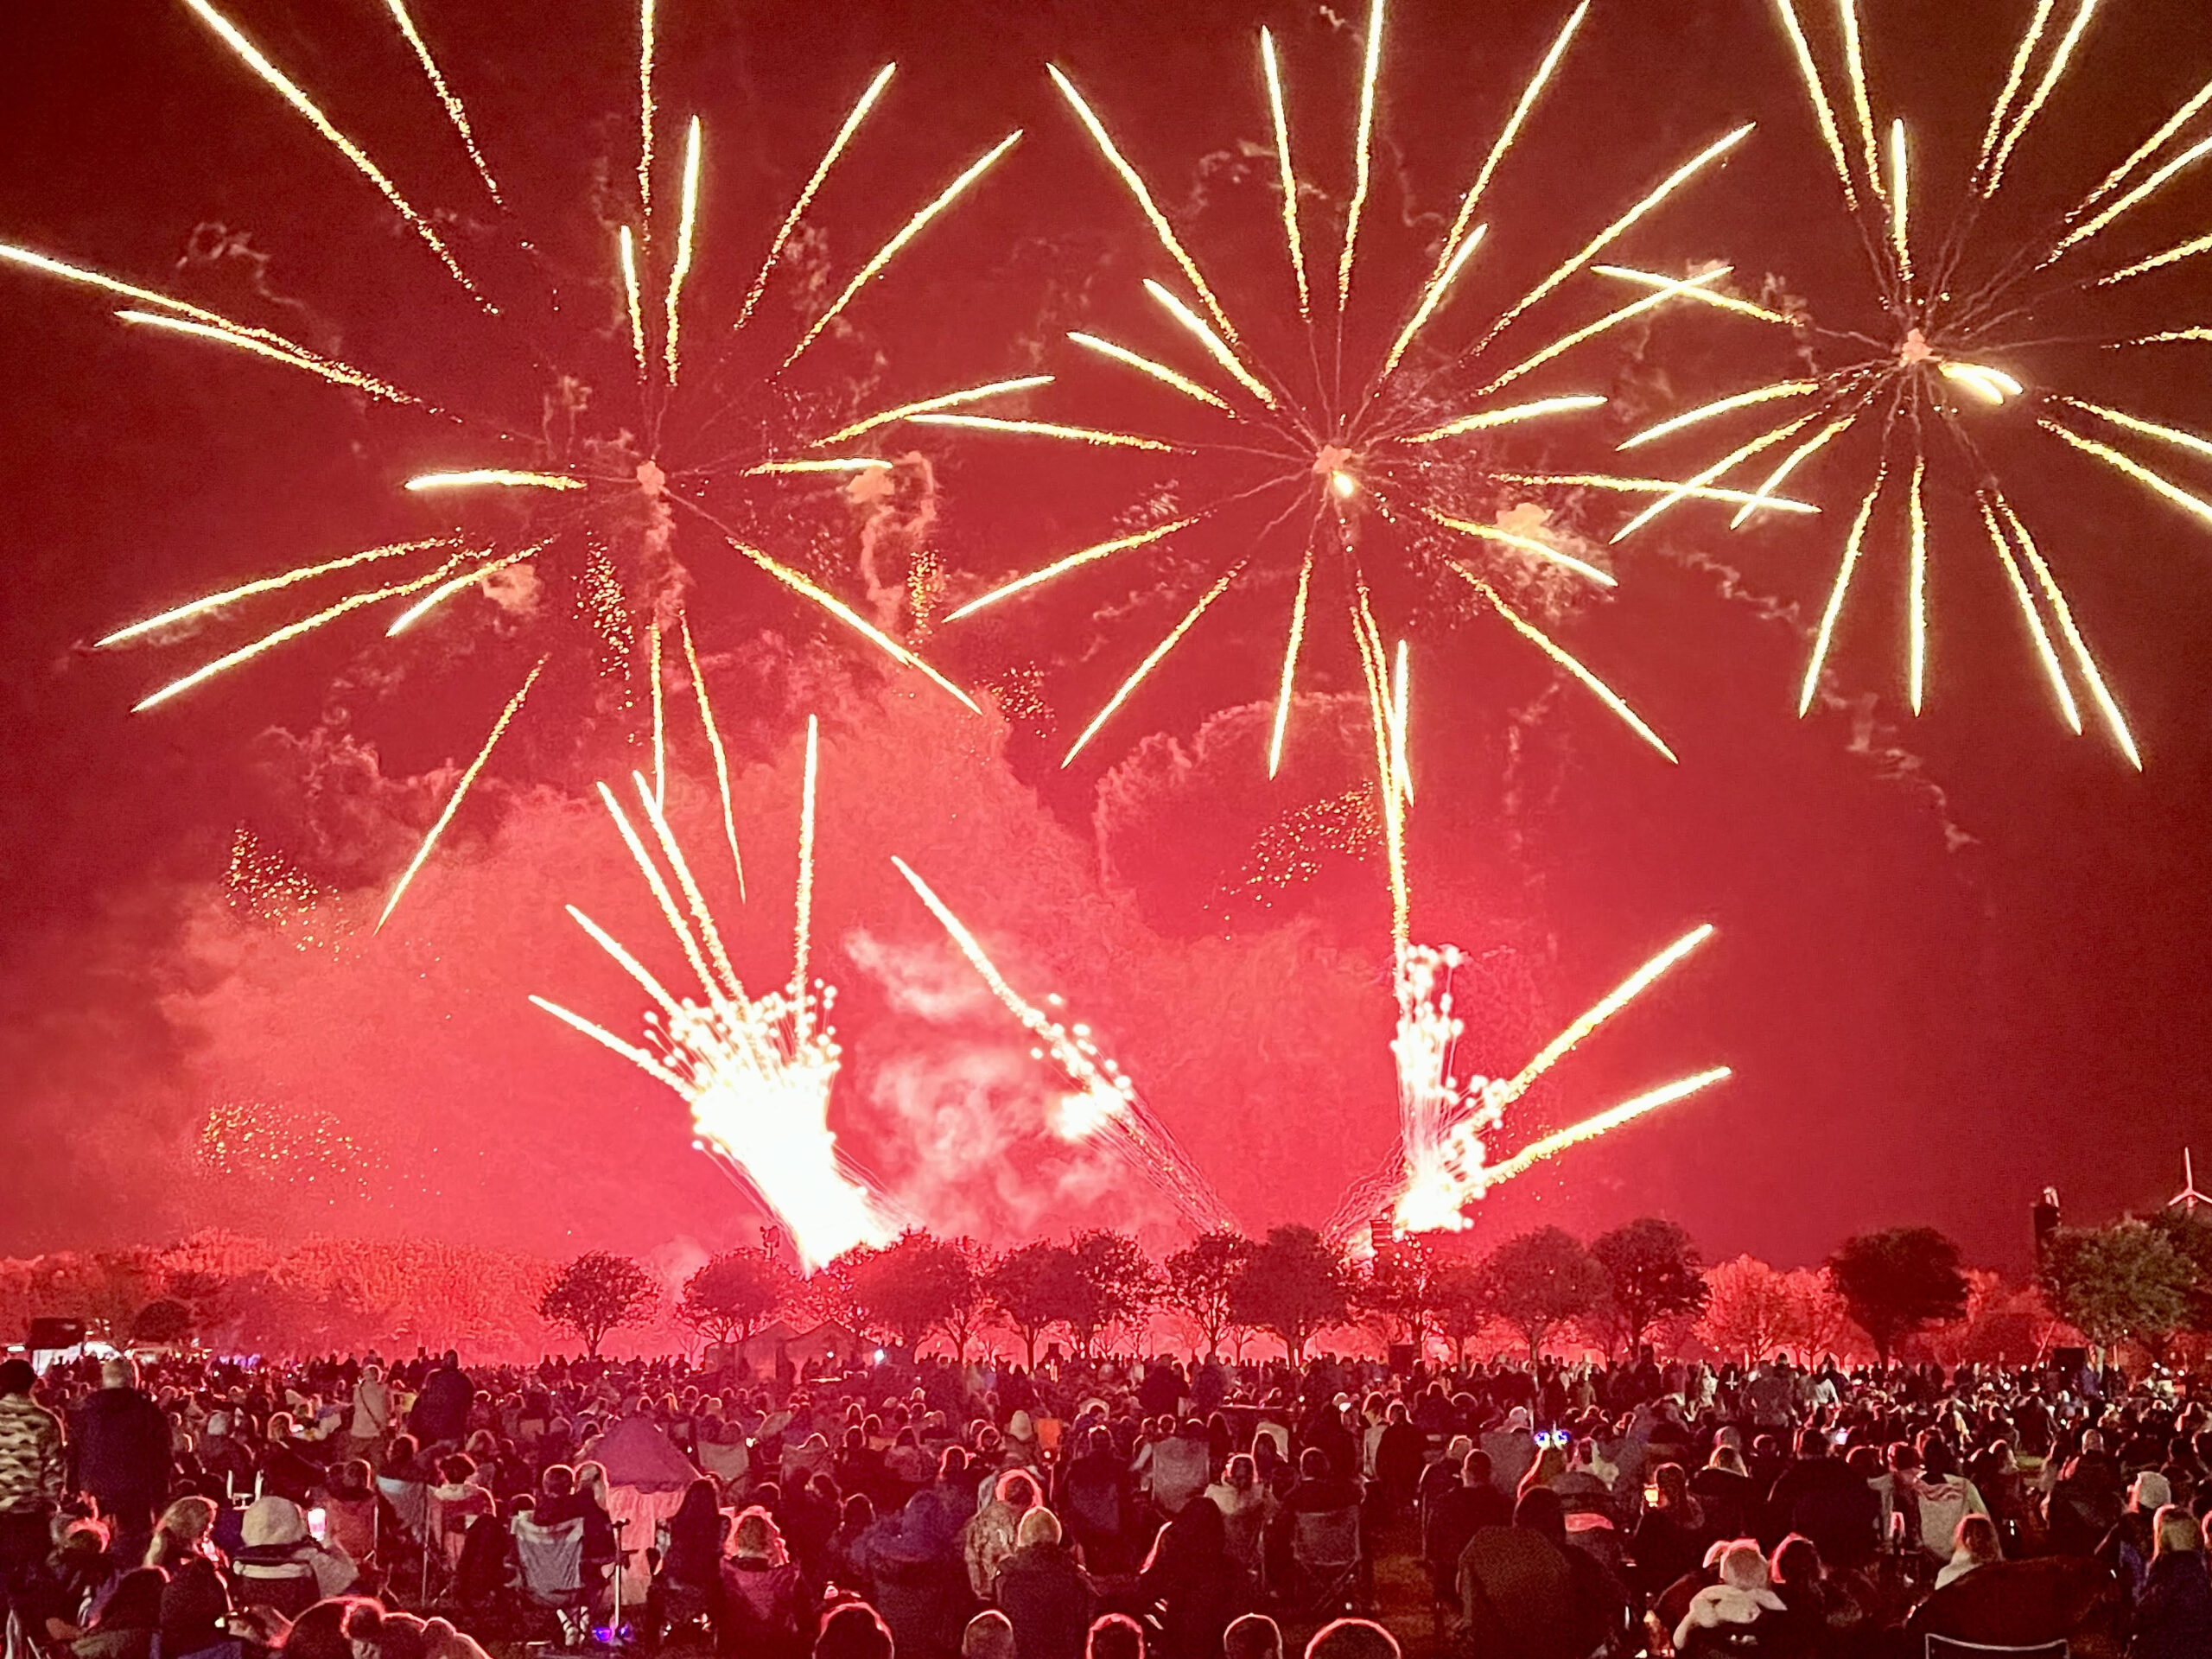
[1231,1225,1347,1364]
[537,1251,657,1357]
[1827,1227,1968,1364]
[1476,1227,1609,1360]
[1591,1217,1710,1356]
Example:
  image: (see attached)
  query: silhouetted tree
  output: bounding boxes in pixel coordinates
[988,1242,1081,1369]
[1061,1230,1160,1360]
[1161,1231,1254,1359]
[1478,1227,1608,1360]
[130,1299,194,1344]
[1827,1227,1967,1365]
[1592,1217,1710,1357]
[1232,1225,1348,1364]
[678,1249,792,1348]
[1433,1257,1490,1364]
[2044,1219,2197,1358]
[847,1231,977,1355]
[1353,1238,1448,1352]
[538,1251,657,1357]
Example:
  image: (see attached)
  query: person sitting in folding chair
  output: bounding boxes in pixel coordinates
[232,1497,354,1620]
[511,1510,592,1649]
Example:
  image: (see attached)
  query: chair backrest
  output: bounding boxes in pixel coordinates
[1293,1506,1361,1570]
[1925,1638,2068,1659]
[512,1514,588,1605]
[376,1476,430,1541]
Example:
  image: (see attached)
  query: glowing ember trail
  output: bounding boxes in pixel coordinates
[930,9,1751,769]
[97,538,449,647]
[891,858,1236,1233]
[679,615,747,900]
[1633,0,2209,762]
[376,658,545,932]
[534,754,894,1272]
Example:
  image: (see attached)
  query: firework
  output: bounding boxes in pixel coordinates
[910,3,1774,772]
[10,1,1022,918]
[531,722,893,1270]
[197,1097,383,1198]
[891,858,1237,1234]
[1619,0,2212,766]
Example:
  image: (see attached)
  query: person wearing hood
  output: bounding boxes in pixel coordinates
[963,1471,1038,1600]
[1675,1540,1788,1657]
[994,1508,1093,1659]
[235,1496,357,1614]
[408,1356,472,1452]
[863,1489,970,1659]
[1137,1492,1240,1659]
[1481,1409,1538,1502]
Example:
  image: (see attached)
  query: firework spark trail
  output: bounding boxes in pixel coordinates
[1984,0,2100,197]
[1472,1068,1732,1192]
[1496,473,1819,512]
[2070,73,2212,221]
[113,310,419,403]
[620,226,647,377]
[181,0,487,308]
[1620,382,1821,451]
[1474,124,1752,353]
[1143,281,1282,412]
[1061,563,1245,767]
[2038,420,2212,529]
[385,542,543,635]
[1267,543,1315,777]
[97,538,449,646]
[678,615,746,900]
[814,375,1053,446]
[1258,28,1310,318]
[891,857,1237,1231]
[375,658,544,931]
[2047,133,2212,268]
[1838,0,1884,202]
[1976,0,2056,180]
[0,244,422,403]
[1611,416,1822,542]
[2099,231,2212,289]
[1432,2,1587,279]
[1730,416,1855,529]
[1401,391,1605,445]
[1071,331,1234,410]
[910,413,1180,451]
[1488,924,1715,1117]
[1888,121,1914,289]
[1799,468,1888,717]
[1381,222,1488,379]
[746,458,892,475]
[1591,262,1791,324]
[540,753,893,1271]
[637,0,657,241]
[700,522,981,712]
[1992,493,2140,767]
[2058,397,2212,465]
[1423,510,1616,587]
[632,772,741,1000]
[132,554,465,711]
[1336,0,1386,312]
[944,518,1202,622]
[383,0,502,206]
[791,715,818,1016]
[1476,268,1736,397]
[1977,494,2082,733]
[1455,571,1676,760]
[404,469,583,493]
[663,118,703,387]
[1906,451,1929,712]
[779,131,1023,372]
[737,65,897,332]
[1049,64,1244,345]
[1771,0,1859,208]
[648,621,667,806]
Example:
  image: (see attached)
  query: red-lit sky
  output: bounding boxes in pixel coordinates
[2,0,2209,1270]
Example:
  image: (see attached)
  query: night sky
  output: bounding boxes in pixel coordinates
[2,0,2209,1272]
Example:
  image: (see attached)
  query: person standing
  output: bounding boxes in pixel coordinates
[0,1360,66,1634]
[71,1357,168,1560]
[349,1365,391,1464]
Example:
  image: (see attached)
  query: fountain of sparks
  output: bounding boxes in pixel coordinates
[891,859,1238,1235]
[1356,626,1731,1240]
[531,718,893,1271]
[906,0,1815,775]
[7,0,1023,930]
[1606,0,2212,766]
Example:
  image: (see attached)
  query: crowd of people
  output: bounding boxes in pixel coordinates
[3,1339,2211,1658]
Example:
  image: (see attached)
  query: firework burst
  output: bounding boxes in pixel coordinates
[8,0,1021,922]
[913,1,1794,774]
[531,718,895,1271]
[1614,0,2212,766]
